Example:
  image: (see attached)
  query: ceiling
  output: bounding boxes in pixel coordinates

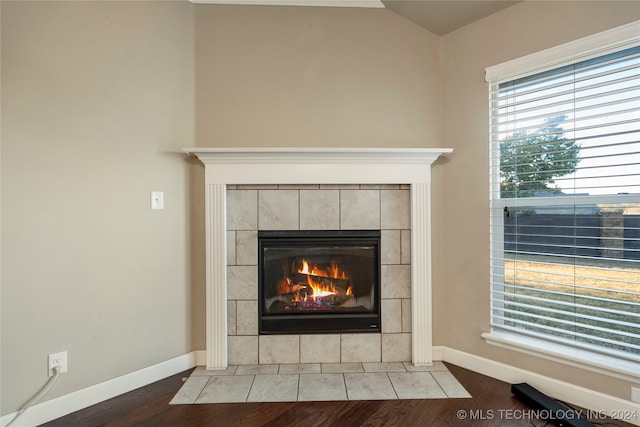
[382,1,521,35]
[191,0,522,35]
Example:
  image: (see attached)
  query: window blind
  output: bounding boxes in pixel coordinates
[488,33,640,362]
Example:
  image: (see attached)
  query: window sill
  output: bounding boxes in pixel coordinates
[481,331,640,383]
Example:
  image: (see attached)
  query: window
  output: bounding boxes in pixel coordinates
[486,23,640,376]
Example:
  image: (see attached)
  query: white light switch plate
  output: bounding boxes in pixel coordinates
[151,191,164,210]
[632,386,640,403]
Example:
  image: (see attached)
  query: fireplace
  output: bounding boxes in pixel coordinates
[185,147,452,369]
[259,230,381,334]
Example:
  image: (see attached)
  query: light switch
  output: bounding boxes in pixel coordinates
[151,191,164,210]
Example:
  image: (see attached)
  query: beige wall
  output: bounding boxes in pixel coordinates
[1,1,195,415]
[194,4,443,148]
[440,1,640,400]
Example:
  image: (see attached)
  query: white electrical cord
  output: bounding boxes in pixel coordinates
[6,366,62,427]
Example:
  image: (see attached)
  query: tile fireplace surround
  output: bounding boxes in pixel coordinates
[185,148,452,370]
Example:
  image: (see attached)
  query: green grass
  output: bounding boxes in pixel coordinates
[500,258,640,355]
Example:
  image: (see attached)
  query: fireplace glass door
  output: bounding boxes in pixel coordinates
[258,230,381,334]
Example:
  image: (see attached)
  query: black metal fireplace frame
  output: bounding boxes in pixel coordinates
[258,229,381,335]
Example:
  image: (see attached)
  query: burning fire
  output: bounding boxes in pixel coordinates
[297,259,347,279]
[307,276,337,298]
[297,259,353,299]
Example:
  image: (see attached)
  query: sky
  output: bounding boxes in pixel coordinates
[495,48,640,197]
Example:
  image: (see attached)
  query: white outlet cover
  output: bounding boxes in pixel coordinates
[48,351,68,376]
[632,386,640,403]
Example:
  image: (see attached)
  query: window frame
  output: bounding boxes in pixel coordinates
[484,21,640,382]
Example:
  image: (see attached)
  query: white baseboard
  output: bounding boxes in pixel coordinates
[194,349,207,366]
[1,351,203,427]
[440,346,640,427]
[3,347,637,427]
[432,345,445,361]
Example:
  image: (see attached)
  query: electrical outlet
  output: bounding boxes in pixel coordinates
[632,386,640,403]
[48,351,67,377]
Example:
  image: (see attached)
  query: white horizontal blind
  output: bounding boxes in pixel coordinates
[488,32,640,362]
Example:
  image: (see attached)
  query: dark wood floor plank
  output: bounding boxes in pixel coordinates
[40,363,635,427]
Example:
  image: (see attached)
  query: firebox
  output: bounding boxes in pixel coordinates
[258,230,381,334]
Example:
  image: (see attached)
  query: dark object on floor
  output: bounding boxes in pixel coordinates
[511,382,594,427]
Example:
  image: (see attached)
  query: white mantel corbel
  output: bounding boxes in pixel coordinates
[185,147,452,369]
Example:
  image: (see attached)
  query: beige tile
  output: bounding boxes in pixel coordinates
[381,189,410,229]
[381,229,401,265]
[402,361,448,372]
[432,371,472,398]
[344,373,397,400]
[227,266,257,300]
[227,300,236,336]
[247,374,299,402]
[228,336,258,365]
[381,299,402,333]
[360,184,400,190]
[190,365,238,376]
[278,363,321,374]
[175,362,467,404]
[299,190,340,230]
[195,375,254,403]
[320,184,359,190]
[279,184,319,189]
[341,334,381,363]
[259,335,300,364]
[362,362,406,373]
[382,333,411,362]
[300,334,341,363]
[237,184,278,190]
[401,299,412,332]
[236,231,257,265]
[235,364,279,375]
[401,229,411,264]
[259,189,299,230]
[340,190,380,230]
[236,300,258,335]
[169,376,209,404]
[227,190,257,230]
[321,362,364,373]
[298,374,347,401]
[388,372,447,399]
[227,231,236,266]
[381,265,411,299]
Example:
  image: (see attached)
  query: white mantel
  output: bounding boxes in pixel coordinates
[185,147,453,369]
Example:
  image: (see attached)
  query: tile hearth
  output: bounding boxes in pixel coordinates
[170,362,471,404]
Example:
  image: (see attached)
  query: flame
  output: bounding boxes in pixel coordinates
[279,277,306,294]
[298,259,347,280]
[306,275,337,298]
[291,258,352,302]
[299,260,312,275]
[330,263,347,279]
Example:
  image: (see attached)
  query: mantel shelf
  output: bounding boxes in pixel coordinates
[184,147,453,185]
[184,147,452,162]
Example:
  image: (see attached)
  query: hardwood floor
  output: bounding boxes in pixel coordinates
[41,363,634,427]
